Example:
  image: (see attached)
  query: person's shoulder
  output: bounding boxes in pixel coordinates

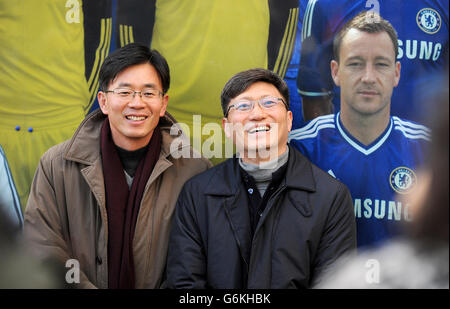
[39,139,73,165]
[184,158,234,187]
[391,116,431,143]
[310,159,348,192]
[305,0,361,20]
[170,147,213,171]
[289,114,336,143]
[290,146,346,189]
[307,0,346,12]
[176,159,236,203]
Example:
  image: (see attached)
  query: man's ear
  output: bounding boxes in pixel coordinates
[159,94,169,117]
[330,60,340,86]
[286,110,293,132]
[394,61,401,87]
[222,117,231,139]
[98,91,109,115]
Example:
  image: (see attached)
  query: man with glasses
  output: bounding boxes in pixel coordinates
[24,43,211,289]
[166,68,356,288]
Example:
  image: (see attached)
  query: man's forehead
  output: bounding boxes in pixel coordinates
[109,64,162,88]
[340,29,396,59]
[233,82,281,100]
[115,82,159,89]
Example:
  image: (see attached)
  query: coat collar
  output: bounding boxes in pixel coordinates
[203,144,316,197]
[63,109,187,165]
[283,144,316,192]
[203,158,241,197]
[203,145,317,271]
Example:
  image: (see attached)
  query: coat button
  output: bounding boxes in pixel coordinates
[96,256,102,265]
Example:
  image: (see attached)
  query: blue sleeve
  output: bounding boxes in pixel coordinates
[297,0,334,97]
[0,145,23,231]
[289,138,312,160]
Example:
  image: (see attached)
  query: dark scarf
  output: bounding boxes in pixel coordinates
[100,118,162,289]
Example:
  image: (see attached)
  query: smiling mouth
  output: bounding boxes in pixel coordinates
[125,115,148,121]
[248,125,271,134]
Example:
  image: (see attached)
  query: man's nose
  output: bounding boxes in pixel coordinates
[128,92,145,107]
[361,65,376,83]
[248,101,266,120]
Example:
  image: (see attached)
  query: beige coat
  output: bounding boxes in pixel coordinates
[24,109,212,288]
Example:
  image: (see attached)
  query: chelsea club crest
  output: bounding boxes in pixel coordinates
[390,167,417,194]
[417,8,441,34]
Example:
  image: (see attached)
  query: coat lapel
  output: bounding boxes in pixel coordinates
[222,190,252,268]
[253,145,316,238]
[145,129,174,190]
[204,159,252,268]
[80,158,108,240]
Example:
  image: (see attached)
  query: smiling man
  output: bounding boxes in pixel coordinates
[166,68,356,288]
[289,12,431,248]
[24,43,211,289]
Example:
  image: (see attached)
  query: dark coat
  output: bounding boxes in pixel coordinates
[166,145,356,289]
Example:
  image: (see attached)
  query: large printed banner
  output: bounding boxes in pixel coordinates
[0,0,299,209]
[0,0,447,211]
[0,0,113,208]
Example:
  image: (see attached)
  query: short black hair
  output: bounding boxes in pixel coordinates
[220,68,290,116]
[99,43,170,94]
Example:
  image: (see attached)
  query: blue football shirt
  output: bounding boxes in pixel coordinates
[289,113,431,247]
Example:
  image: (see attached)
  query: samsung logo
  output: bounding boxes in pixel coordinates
[397,39,442,61]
